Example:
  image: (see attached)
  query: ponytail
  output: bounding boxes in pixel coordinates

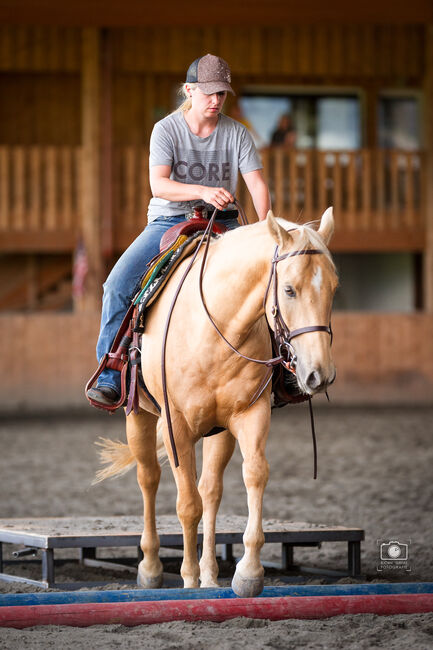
[171,83,196,114]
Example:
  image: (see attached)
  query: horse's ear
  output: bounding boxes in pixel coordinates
[318,207,334,246]
[266,210,293,249]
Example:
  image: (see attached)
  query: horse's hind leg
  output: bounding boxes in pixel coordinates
[198,430,236,587]
[229,402,270,598]
[126,410,163,589]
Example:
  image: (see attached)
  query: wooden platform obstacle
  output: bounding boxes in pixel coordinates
[0,514,364,589]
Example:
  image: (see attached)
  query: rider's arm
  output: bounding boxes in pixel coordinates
[150,165,234,211]
[242,169,271,221]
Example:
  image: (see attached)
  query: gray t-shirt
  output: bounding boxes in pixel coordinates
[147,112,262,221]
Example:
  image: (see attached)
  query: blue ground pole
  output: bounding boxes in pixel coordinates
[1,582,432,607]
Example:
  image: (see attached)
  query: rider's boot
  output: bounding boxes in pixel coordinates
[86,386,120,407]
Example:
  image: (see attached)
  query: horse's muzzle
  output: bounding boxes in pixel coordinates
[301,365,336,395]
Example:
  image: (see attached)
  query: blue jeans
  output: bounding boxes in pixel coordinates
[96,215,240,393]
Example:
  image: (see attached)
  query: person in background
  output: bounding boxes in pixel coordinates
[270,113,296,148]
[87,53,271,408]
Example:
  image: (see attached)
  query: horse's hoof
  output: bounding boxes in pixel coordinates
[137,565,163,589]
[231,570,264,598]
[200,579,220,589]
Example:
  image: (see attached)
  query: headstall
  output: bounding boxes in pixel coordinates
[264,245,333,376]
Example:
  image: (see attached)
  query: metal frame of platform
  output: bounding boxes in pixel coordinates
[0,515,364,589]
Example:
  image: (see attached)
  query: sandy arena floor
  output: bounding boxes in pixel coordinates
[0,405,432,648]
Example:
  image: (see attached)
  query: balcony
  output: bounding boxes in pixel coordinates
[0,146,425,254]
[0,146,81,252]
[241,148,425,251]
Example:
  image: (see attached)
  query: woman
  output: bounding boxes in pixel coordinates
[87,53,271,407]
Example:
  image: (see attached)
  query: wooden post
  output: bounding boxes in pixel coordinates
[100,28,113,261]
[274,148,284,217]
[304,150,313,218]
[362,149,371,230]
[14,147,26,231]
[376,149,385,231]
[333,153,342,225]
[364,84,378,150]
[424,25,433,312]
[289,151,297,221]
[0,147,9,231]
[79,27,103,312]
[45,147,57,231]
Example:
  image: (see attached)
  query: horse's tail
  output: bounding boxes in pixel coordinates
[92,419,167,484]
[92,438,136,484]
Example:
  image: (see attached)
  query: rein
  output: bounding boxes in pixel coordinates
[161,201,332,477]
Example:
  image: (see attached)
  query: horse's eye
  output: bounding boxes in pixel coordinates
[285,285,296,298]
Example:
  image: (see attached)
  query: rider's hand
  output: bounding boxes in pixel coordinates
[200,186,234,211]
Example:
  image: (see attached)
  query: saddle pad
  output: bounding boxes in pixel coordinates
[139,235,188,294]
[134,230,218,314]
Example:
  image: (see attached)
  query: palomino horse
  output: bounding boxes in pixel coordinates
[96,208,338,597]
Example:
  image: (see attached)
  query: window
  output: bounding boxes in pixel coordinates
[378,95,420,150]
[238,91,361,150]
[333,253,421,312]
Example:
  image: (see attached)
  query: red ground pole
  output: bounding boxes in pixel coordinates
[1,593,433,628]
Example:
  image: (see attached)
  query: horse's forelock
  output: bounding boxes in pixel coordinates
[275,218,335,270]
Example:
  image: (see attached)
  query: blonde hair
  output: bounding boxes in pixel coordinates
[171,83,196,114]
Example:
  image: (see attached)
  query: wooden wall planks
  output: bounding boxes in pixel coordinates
[0,25,424,79]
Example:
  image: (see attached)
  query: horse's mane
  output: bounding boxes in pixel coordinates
[275,218,335,270]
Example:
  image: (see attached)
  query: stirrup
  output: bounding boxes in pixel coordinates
[85,355,128,413]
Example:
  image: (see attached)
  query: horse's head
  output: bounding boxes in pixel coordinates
[266,208,338,395]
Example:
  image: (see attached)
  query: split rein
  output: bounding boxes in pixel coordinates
[161,201,332,477]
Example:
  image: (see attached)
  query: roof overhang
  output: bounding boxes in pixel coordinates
[0,0,432,26]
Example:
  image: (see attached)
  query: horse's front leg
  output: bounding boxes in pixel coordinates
[229,401,271,597]
[163,417,203,589]
[126,410,163,589]
[198,429,236,588]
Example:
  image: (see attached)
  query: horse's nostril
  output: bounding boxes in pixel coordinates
[306,370,322,390]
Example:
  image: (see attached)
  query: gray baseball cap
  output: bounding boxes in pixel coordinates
[186,54,235,95]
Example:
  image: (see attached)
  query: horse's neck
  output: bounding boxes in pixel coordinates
[203,224,274,336]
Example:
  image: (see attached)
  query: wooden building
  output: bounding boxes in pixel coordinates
[0,1,432,408]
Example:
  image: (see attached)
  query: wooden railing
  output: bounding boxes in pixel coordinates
[112,145,151,249]
[114,146,425,250]
[0,146,81,251]
[239,148,424,240]
[0,146,425,253]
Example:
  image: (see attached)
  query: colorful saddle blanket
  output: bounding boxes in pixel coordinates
[133,229,220,327]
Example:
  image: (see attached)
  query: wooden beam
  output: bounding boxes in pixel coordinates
[364,84,379,149]
[424,25,433,312]
[0,1,432,26]
[100,28,113,260]
[0,231,76,252]
[80,27,103,312]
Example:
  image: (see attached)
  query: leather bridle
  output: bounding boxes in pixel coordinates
[264,245,333,376]
[161,201,333,475]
